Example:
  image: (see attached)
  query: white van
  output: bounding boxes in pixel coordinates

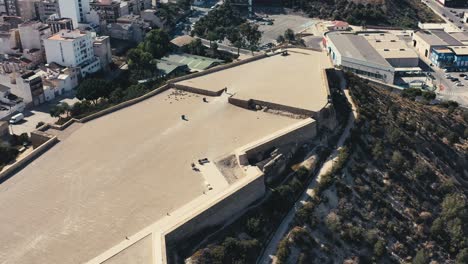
[9,113,24,124]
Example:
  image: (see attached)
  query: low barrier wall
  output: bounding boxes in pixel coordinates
[0,135,58,182]
[78,84,171,123]
[170,83,224,97]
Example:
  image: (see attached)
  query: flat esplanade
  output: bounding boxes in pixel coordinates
[176,48,331,114]
[0,48,331,264]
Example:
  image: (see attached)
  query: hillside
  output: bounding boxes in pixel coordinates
[277,0,443,28]
[275,75,468,263]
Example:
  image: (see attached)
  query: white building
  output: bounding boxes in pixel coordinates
[59,0,90,27]
[38,66,79,101]
[44,29,101,76]
[12,70,45,106]
[325,31,420,84]
[18,21,52,50]
[0,84,25,120]
[0,29,20,55]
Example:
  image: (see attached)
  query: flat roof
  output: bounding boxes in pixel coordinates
[361,33,418,59]
[415,30,463,46]
[162,53,223,71]
[327,33,391,68]
[0,88,301,264]
[176,49,331,113]
[449,45,468,56]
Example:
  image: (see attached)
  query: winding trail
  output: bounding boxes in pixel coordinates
[258,72,357,264]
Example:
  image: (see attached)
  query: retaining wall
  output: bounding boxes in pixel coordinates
[237,118,317,166]
[164,169,266,245]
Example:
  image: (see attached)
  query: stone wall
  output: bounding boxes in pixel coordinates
[164,171,266,245]
[237,119,317,166]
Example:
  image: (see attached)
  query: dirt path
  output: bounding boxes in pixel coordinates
[258,72,357,264]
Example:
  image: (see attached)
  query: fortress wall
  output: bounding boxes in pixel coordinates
[236,118,317,166]
[164,171,266,246]
[244,119,317,160]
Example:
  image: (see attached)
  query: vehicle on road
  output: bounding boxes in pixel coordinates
[9,113,24,124]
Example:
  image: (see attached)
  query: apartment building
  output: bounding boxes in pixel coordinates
[35,0,60,21]
[46,17,74,34]
[58,0,90,27]
[0,29,20,55]
[44,29,101,76]
[18,21,52,50]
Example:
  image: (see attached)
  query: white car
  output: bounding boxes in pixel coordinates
[456,82,464,87]
[464,76,468,80]
[445,74,451,79]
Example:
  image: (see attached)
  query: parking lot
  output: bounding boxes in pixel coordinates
[437,71,468,106]
[9,95,78,135]
[256,14,319,46]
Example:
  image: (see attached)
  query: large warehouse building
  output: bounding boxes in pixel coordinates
[324,31,420,84]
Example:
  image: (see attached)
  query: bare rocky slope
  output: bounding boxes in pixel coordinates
[274,74,468,263]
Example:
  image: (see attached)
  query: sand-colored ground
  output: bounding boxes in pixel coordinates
[0,89,300,264]
[177,49,331,113]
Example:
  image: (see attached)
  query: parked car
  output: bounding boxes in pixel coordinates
[9,113,24,124]
[456,82,464,86]
[459,73,466,77]
[464,76,468,80]
[451,77,460,82]
[445,73,451,78]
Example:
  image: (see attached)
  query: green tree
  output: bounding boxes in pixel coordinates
[276,35,285,44]
[413,249,428,264]
[141,29,171,59]
[239,22,261,55]
[127,48,158,82]
[389,151,405,172]
[284,28,295,43]
[76,78,113,104]
[227,27,244,55]
[374,239,386,257]
[186,39,205,55]
[456,248,468,264]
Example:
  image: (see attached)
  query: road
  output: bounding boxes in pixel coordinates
[423,0,467,31]
[258,72,357,264]
[198,38,256,55]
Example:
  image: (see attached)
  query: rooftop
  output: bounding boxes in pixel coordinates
[415,30,463,46]
[327,32,391,68]
[0,83,10,93]
[176,49,331,113]
[449,45,468,56]
[170,35,195,47]
[48,29,87,41]
[162,53,223,71]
